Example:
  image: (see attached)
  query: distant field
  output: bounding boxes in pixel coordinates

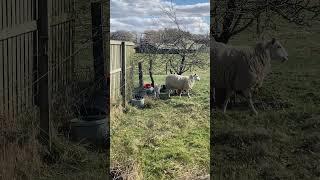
[211,19,320,179]
[111,53,210,179]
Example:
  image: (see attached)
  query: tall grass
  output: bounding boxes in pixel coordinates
[0,109,43,180]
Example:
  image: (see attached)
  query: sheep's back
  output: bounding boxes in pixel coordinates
[165,75,188,90]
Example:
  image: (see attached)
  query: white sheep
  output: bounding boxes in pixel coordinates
[212,38,289,115]
[165,74,200,98]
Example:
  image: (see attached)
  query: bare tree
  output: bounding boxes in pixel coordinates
[151,1,209,75]
[211,0,320,43]
[111,30,135,42]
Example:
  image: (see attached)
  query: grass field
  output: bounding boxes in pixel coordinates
[111,54,210,179]
[211,19,320,179]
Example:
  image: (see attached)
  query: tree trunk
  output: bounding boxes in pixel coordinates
[138,62,143,88]
[178,56,186,75]
[166,62,168,74]
[149,59,155,87]
[214,33,231,44]
[256,15,261,37]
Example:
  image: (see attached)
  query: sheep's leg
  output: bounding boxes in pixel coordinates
[223,90,233,114]
[187,90,191,98]
[168,89,171,97]
[242,90,258,115]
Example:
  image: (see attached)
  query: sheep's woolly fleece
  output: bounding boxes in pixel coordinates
[211,40,273,91]
[165,74,198,91]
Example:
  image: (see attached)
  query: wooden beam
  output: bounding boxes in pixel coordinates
[0,20,37,40]
[50,13,74,26]
[38,0,51,149]
[121,41,126,107]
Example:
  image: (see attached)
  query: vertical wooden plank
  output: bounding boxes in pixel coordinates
[121,42,126,106]
[65,23,68,85]
[52,27,56,93]
[36,0,39,19]
[29,32,33,107]
[21,0,25,23]
[16,0,22,24]
[16,36,20,114]
[7,0,11,27]
[21,34,25,110]
[38,0,50,148]
[54,0,57,17]
[3,40,8,118]
[57,24,61,89]
[24,33,29,109]
[17,36,21,113]
[7,38,12,120]
[57,0,60,16]
[59,24,63,88]
[30,0,32,20]
[67,0,70,13]
[23,0,26,23]
[71,19,75,78]
[68,21,72,83]
[64,22,68,85]
[0,41,3,114]
[2,0,7,29]
[0,0,3,29]
[12,0,16,26]
[55,27,58,93]
[62,23,65,86]
[33,0,38,106]
[66,22,70,83]
[27,0,31,21]
[12,37,17,119]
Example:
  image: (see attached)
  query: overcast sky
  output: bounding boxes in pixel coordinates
[110,0,209,34]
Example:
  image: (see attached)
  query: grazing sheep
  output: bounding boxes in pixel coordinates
[212,38,288,115]
[165,74,200,98]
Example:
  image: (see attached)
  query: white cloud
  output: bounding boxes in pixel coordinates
[110,0,209,34]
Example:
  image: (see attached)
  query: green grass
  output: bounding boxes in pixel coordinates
[111,54,210,179]
[212,18,320,179]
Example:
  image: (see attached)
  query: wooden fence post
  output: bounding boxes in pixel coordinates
[166,62,168,74]
[38,0,51,149]
[121,42,126,107]
[91,2,106,85]
[138,62,143,88]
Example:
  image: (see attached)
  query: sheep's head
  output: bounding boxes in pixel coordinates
[269,38,289,62]
[190,74,200,81]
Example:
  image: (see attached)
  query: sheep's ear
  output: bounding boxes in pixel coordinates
[271,38,276,44]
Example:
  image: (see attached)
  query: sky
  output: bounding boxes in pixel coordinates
[110,0,210,35]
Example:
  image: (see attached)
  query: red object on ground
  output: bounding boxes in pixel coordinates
[144,83,152,89]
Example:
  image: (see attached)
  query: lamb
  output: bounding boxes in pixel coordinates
[165,74,200,98]
[212,38,288,115]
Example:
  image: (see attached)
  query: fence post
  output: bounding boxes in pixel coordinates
[121,42,126,107]
[91,2,106,85]
[138,62,143,88]
[38,0,51,149]
[166,62,168,74]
